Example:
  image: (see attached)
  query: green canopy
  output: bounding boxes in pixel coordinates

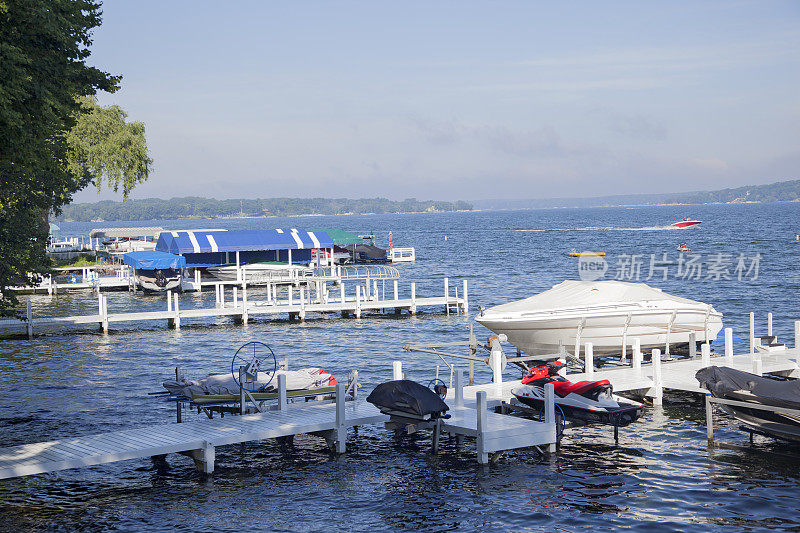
[310,228,362,246]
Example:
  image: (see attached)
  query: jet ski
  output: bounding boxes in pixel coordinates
[696,366,800,442]
[511,361,643,427]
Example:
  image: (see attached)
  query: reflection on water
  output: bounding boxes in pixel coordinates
[1,204,799,530]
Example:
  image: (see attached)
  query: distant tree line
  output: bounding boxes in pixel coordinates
[56,197,474,221]
[664,179,800,205]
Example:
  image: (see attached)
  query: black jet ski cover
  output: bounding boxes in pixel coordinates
[696,366,800,406]
[367,380,449,417]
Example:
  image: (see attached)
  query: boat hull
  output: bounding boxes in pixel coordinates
[671,221,701,229]
[477,308,723,357]
[511,386,642,427]
[716,390,800,442]
[207,264,313,284]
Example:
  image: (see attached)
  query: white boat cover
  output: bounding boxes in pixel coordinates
[487,280,703,313]
[163,367,336,398]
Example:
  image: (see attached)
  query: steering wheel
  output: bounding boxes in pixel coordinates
[427,378,448,399]
[230,341,277,392]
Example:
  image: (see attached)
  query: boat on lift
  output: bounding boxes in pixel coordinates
[696,366,800,442]
[475,280,723,358]
[511,361,642,427]
[670,217,702,229]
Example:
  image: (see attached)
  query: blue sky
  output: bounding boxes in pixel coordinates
[76,1,800,202]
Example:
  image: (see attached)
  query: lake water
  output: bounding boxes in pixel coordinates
[1,203,799,531]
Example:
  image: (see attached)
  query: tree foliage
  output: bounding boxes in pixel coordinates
[67,96,153,200]
[56,197,473,221]
[0,0,150,316]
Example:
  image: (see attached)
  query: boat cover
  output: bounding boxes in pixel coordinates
[346,243,387,260]
[695,366,800,405]
[123,250,186,270]
[366,380,449,417]
[163,368,336,397]
[156,229,334,254]
[487,280,706,313]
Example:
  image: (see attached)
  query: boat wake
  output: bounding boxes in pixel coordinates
[517,225,680,232]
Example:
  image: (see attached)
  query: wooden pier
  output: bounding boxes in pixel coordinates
[0,361,558,480]
[0,278,469,338]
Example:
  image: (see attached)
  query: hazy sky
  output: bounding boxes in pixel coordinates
[76,1,800,202]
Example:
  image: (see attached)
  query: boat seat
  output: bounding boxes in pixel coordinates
[552,380,610,398]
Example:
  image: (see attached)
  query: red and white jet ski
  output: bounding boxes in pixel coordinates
[511,361,643,427]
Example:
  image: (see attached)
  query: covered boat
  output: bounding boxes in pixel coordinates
[696,366,800,442]
[163,367,337,403]
[476,280,723,357]
[367,380,449,420]
[206,262,314,283]
[123,251,185,292]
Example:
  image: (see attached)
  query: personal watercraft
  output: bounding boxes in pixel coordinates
[511,361,643,427]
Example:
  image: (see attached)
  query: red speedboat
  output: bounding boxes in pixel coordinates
[670,217,702,229]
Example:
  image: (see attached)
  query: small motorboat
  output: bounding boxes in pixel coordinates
[206,262,314,283]
[123,251,185,293]
[696,366,800,442]
[677,243,690,252]
[511,361,642,427]
[568,250,606,257]
[163,367,338,403]
[670,217,702,229]
[476,280,723,357]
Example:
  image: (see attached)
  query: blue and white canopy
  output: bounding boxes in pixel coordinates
[155,229,334,255]
[123,251,186,270]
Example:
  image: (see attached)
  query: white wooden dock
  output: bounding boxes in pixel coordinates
[0,363,559,479]
[0,384,385,479]
[0,278,469,337]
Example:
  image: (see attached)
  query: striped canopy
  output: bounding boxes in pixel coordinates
[156,229,334,255]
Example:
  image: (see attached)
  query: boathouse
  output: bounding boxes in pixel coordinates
[155,229,335,268]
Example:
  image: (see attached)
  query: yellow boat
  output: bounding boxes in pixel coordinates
[569,250,606,257]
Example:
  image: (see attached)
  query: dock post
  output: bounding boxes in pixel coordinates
[278,374,287,411]
[585,342,594,377]
[489,338,504,385]
[462,280,469,316]
[166,290,174,328]
[795,320,800,355]
[373,279,378,302]
[214,284,220,308]
[476,390,488,464]
[199,441,215,474]
[544,383,556,452]
[239,367,246,414]
[701,342,710,367]
[232,286,238,309]
[299,287,306,320]
[220,285,226,309]
[173,293,180,330]
[632,338,642,377]
[242,282,248,324]
[410,282,417,315]
[705,393,714,445]
[768,312,773,337]
[26,298,32,338]
[651,348,663,406]
[689,332,696,358]
[195,269,201,291]
[288,286,293,306]
[392,361,403,380]
[355,285,362,319]
[444,277,449,315]
[167,290,173,312]
[393,280,398,301]
[334,382,346,454]
[749,312,755,356]
[725,328,733,362]
[753,357,763,376]
[340,282,346,304]
[454,370,464,407]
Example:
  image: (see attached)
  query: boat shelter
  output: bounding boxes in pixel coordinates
[155,229,335,268]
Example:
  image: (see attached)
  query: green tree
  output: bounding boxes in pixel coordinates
[0,0,150,316]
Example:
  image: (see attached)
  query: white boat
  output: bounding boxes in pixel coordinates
[475,280,723,358]
[206,262,314,283]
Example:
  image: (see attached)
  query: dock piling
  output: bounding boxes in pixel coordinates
[651,348,663,406]
[410,283,417,315]
[444,278,449,315]
[768,312,773,337]
[355,285,362,319]
[753,357,763,376]
[242,282,248,324]
[454,369,464,407]
[585,342,594,377]
[393,280,398,301]
[749,312,755,356]
[334,383,346,454]
[544,383,556,452]
[26,299,32,338]
[476,391,488,464]
[701,342,710,367]
[689,332,696,358]
[172,293,180,330]
[725,328,733,362]
[705,393,714,445]
[392,361,403,380]
[278,374,287,410]
[462,280,468,315]
[632,338,642,377]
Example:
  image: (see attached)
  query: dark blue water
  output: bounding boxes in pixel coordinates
[2,204,799,531]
